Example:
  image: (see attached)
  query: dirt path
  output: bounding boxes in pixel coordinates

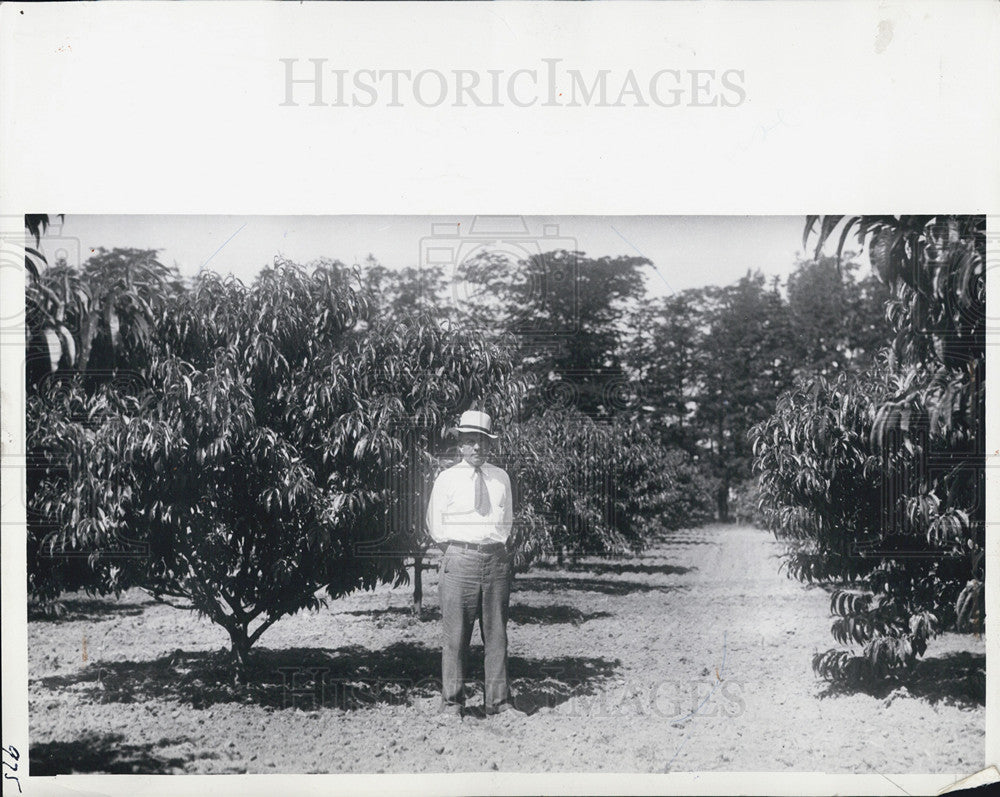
[28,523,985,774]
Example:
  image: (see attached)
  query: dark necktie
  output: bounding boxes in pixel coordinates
[473,466,491,516]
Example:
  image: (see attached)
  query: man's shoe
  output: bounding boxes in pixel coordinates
[485,699,527,717]
[433,703,464,723]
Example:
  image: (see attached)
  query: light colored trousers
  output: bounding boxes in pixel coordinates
[438,544,513,710]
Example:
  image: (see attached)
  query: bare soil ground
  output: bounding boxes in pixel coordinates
[27,523,985,775]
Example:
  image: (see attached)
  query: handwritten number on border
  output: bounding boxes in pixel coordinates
[2,744,22,793]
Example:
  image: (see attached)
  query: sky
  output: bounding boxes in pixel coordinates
[36,215,866,299]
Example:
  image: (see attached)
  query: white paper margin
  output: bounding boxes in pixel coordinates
[1,2,997,795]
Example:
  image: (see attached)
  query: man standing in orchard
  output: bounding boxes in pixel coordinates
[426,409,525,720]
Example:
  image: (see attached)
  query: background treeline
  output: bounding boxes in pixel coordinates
[25,215,981,682]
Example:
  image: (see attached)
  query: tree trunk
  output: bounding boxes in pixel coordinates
[412,554,424,618]
[715,416,729,523]
[228,626,252,679]
[716,481,730,523]
[77,311,101,374]
[556,546,564,568]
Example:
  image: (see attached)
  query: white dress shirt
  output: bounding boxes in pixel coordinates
[425,460,513,544]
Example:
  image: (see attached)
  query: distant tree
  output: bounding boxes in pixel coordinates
[630,273,796,520]
[502,409,637,567]
[612,417,717,537]
[499,409,715,567]
[363,258,450,319]
[694,272,798,520]
[785,255,892,378]
[626,290,705,446]
[456,249,651,419]
[629,255,893,524]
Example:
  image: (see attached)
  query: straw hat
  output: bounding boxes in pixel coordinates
[452,409,498,439]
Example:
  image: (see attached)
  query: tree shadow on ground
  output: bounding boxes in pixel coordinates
[337,603,610,625]
[30,732,200,775]
[653,535,721,547]
[512,576,685,596]
[509,604,612,625]
[533,561,694,577]
[817,651,985,708]
[28,598,149,624]
[337,605,443,622]
[34,642,619,715]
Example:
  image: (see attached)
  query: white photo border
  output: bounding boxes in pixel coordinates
[1,2,997,795]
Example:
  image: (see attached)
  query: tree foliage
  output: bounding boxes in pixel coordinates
[785,255,892,378]
[26,242,182,607]
[361,253,709,567]
[454,250,651,419]
[753,215,985,682]
[498,410,714,568]
[29,260,523,665]
[630,258,895,523]
[628,272,798,519]
[26,244,180,385]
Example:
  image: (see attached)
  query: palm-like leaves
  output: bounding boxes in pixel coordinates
[26,243,181,386]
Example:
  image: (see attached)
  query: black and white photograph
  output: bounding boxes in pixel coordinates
[1,2,998,795]
[16,214,987,777]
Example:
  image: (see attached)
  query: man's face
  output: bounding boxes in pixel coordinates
[458,432,491,468]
